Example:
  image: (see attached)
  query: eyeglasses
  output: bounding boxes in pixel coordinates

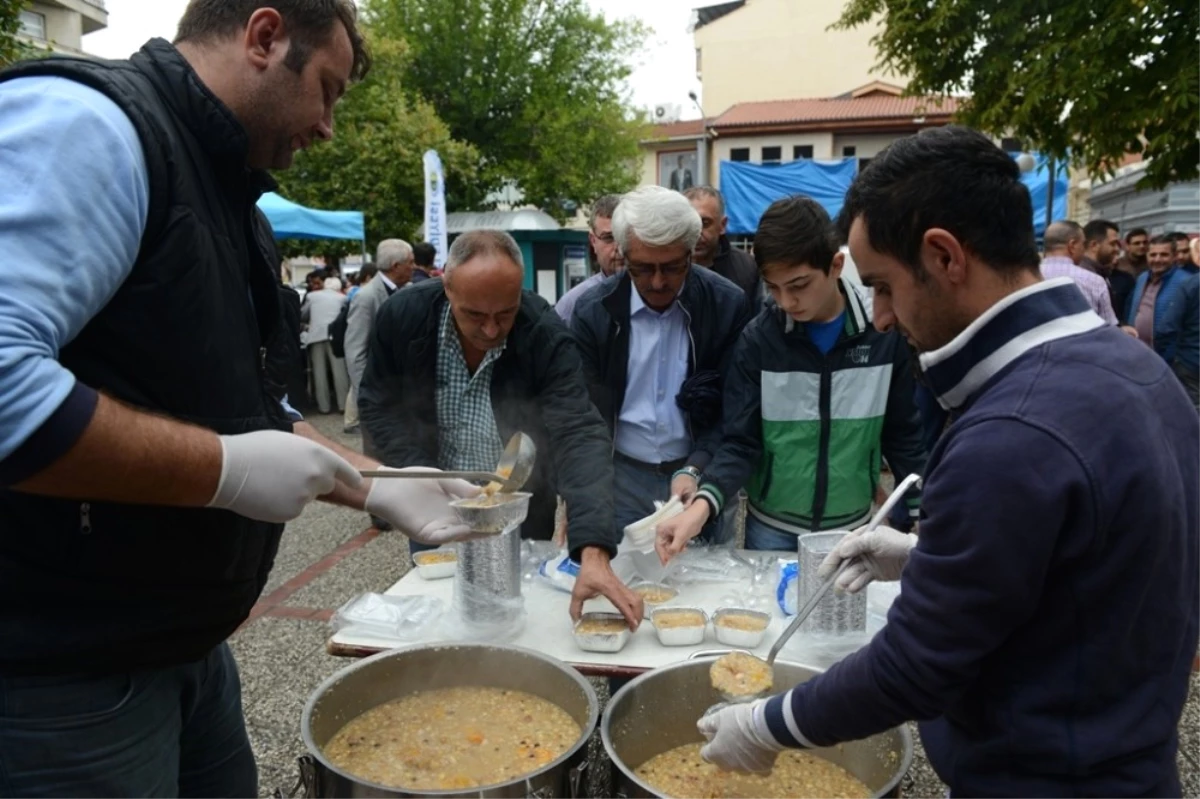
[625,260,690,279]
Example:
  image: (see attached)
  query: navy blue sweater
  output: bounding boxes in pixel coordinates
[764,279,1200,797]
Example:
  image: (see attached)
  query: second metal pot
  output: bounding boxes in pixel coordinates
[601,656,912,798]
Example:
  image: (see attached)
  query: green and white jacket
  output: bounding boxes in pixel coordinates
[697,279,926,534]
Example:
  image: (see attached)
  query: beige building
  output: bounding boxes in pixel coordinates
[693,0,899,117]
[639,82,957,192]
[18,0,107,55]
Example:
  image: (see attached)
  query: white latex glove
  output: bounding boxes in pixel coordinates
[697,699,786,775]
[818,524,917,594]
[208,431,361,523]
[364,467,482,545]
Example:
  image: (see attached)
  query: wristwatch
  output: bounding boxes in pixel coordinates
[673,465,702,482]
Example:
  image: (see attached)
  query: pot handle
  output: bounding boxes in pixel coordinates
[273,755,318,799]
[568,758,589,799]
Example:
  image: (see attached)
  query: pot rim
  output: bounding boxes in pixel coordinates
[301,641,600,796]
[600,655,914,799]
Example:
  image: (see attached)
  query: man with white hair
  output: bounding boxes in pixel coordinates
[301,276,350,414]
[359,229,645,628]
[345,239,414,401]
[571,185,753,547]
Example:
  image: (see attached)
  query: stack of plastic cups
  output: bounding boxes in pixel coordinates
[453,522,524,638]
[796,531,867,634]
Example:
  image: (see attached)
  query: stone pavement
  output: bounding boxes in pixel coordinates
[234,413,1200,798]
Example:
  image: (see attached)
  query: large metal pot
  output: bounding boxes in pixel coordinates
[297,643,598,798]
[601,656,912,798]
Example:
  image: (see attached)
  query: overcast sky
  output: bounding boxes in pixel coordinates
[83,0,704,118]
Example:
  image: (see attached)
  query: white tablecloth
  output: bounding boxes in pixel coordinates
[327,550,897,675]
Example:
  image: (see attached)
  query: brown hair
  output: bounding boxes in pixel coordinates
[175,0,370,81]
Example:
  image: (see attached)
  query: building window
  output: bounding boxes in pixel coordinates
[762,146,782,164]
[19,10,46,40]
[695,48,702,77]
[1000,137,1023,153]
[793,145,814,160]
[730,148,750,162]
[842,146,857,157]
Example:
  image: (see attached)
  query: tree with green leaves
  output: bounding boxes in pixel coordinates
[1,0,33,68]
[365,0,649,218]
[272,35,478,259]
[835,0,1199,189]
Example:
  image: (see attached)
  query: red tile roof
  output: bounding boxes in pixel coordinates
[712,94,960,129]
[646,119,707,139]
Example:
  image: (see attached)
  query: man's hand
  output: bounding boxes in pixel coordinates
[208,430,362,522]
[1120,324,1140,338]
[569,547,643,630]
[654,500,710,565]
[363,467,483,545]
[670,472,699,504]
[817,524,917,593]
[698,699,786,774]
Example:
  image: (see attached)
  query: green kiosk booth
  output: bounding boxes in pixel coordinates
[426,210,591,305]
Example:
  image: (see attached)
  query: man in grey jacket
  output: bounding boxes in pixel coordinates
[345,239,414,395]
[345,239,414,530]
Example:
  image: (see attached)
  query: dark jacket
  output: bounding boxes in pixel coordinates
[1160,272,1199,375]
[709,234,761,302]
[1081,256,1136,322]
[0,40,293,675]
[358,279,616,556]
[775,282,1198,797]
[570,267,753,471]
[698,280,925,531]
[1129,266,1189,361]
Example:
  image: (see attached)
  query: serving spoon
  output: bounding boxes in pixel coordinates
[359,432,537,493]
[707,473,924,704]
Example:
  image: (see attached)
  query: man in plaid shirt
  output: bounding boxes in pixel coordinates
[359,230,644,628]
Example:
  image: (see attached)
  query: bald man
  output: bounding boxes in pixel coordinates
[1042,221,1136,335]
[358,229,645,628]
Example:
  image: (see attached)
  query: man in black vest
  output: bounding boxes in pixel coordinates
[0,2,479,795]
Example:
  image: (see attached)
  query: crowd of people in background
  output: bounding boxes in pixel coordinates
[1037,218,1200,407]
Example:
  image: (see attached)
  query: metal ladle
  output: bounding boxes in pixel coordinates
[360,432,537,493]
[708,473,924,705]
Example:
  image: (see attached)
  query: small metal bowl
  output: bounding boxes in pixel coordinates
[573,612,631,653]
[650,607,707,646]
[631,582,679,619]
[712,607,772,648]
[449,491,532,534]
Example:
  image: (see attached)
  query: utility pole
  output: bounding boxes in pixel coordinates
[688,91,708,187]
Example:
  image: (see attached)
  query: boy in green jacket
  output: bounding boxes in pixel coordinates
[656,196,926,557]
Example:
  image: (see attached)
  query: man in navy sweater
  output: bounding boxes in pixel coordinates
[698,126,1199,797]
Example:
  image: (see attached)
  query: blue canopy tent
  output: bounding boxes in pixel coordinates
[719,151,1068,240]
[256,191,365,251]
[720,158,858,235]
[1016,153,1069,240]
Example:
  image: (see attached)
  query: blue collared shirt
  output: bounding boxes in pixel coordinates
[0,76,148,470]
[614,288,691,463]
[0,76,296,480]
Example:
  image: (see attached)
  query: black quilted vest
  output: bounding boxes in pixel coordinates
[0,39,293,674]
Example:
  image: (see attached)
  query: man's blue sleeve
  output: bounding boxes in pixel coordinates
[0,76,149,483]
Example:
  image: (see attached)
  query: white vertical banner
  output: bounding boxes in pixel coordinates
[422,149,448,269]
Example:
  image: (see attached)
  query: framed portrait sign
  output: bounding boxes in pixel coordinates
[658,150,698,192]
